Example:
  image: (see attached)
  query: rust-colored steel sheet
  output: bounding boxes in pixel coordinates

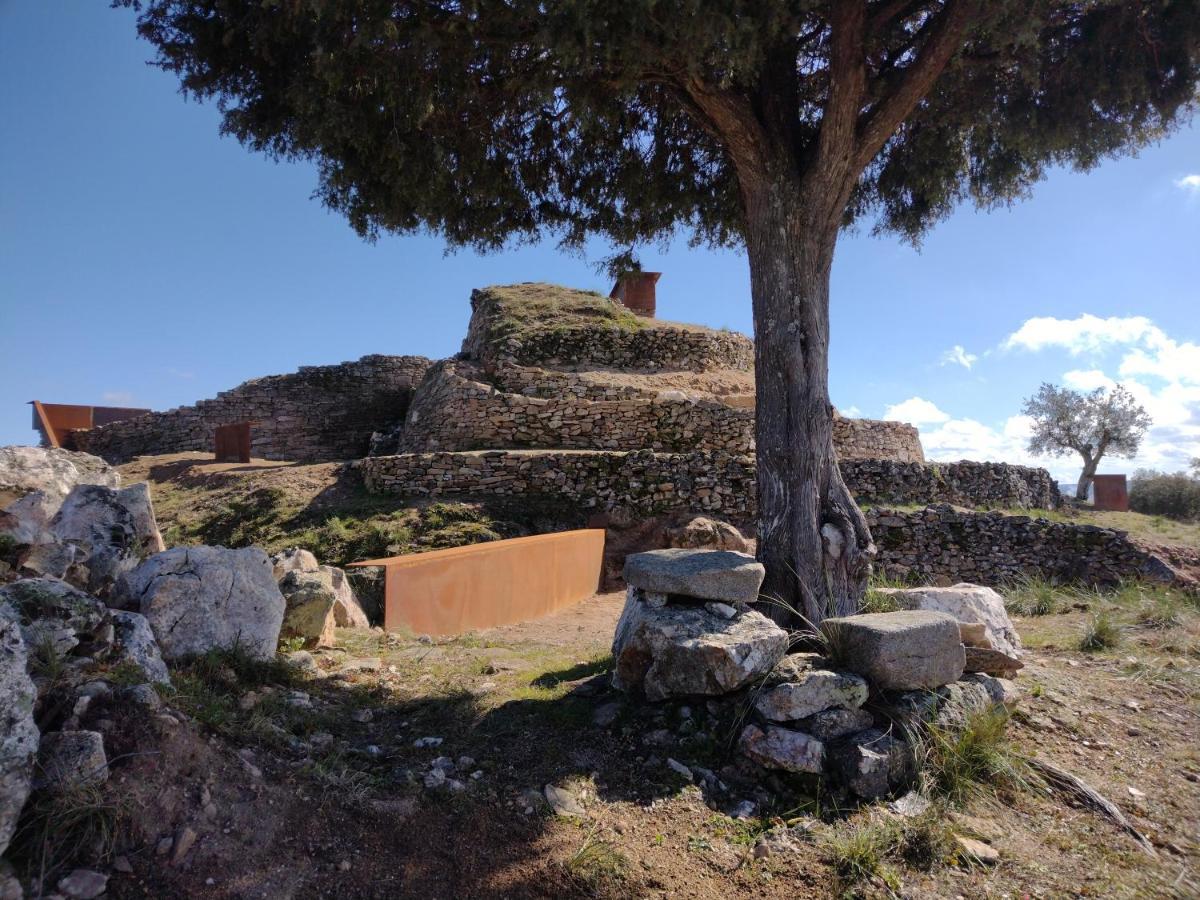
[214,422,253,463]
[30,401,150,448]
[1092,474,1129,511]
[350,529,606,636]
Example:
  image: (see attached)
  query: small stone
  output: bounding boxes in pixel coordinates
[171,826,197,864]
[413,736,443,748]
[954,835,999,864]
[830,728,915,800]
[1127,786,1145,799]
[889,791,932,818]
[704,602,737,619]
[56,869,108,899]
[338,860,352,872]
[592,702,622,728]
[795,707,875,742]
[351,709,374,723]
[963,646,1024,677]
[729,800,757,820]
[156,836,174,856]
[666,758,693,781]
[737,724,824,774]
[543,784,585,817]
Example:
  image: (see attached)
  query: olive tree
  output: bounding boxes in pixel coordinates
[119,0,1200,625]
[1023,383,1152,501]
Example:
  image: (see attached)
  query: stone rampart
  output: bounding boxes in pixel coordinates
[73,355,432,464]
[362,450,1058,513]
[834,417,924,463]
[868,504,1191,588]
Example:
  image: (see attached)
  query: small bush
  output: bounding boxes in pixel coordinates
[1128,469,1200,521]
[1079,611,1123,652]
[564,827,630,891]
[9,784,125,888]
[1004,575,1064,617]
[823,819,901,890]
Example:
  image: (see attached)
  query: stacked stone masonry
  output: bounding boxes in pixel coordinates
[833,417,924,463]
[72,355,432,464]
[362,450,1058,512]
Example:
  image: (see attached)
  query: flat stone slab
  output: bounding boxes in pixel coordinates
[874,583,1021,657]
[964,645,1023,677]
[623,549,765,606]
[822,610,965,691]
[754,669,868,722]
[738,724,825,774]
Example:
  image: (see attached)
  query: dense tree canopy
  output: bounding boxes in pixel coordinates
[121,0,1200,623]
[1023,382,1153,500]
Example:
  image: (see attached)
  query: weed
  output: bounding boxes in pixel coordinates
[896,809,957,870]
[564,824,629,890]
[1004,575,1065,616]
[1080,611,1123,652]
[9,784,125,890]
[822,818,901,891]
[918,707,1030,804]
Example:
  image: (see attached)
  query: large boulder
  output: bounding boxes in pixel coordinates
[117,547,285,661]
[0,578,110,659]
[873,583,1021,657]
[754,668,869,723]
[271,547,320,581]
[0,603,39,856]
[0,446,118,507]
[51,483,165,598]
[110,611,171,685]
[278,570,338,649]
[623,549,765,606]
[738,724,825,774]
[1,490,57,545]
[664,517,751,554]
[611,592,787,701]
[821,610,965,691]
[324,566,370,628]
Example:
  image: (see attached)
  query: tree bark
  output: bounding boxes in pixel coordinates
[1076,455,1099,501]
[742,178,875,629]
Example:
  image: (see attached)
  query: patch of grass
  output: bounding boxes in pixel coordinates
[896,809,958,870]
[9,784,125,890]
[1079,611,1123,652]
[823,818,902,892]
[1004,575,1066,617]
[478,283,649,346]
[918,707,1030,804]
[564,824,630,891]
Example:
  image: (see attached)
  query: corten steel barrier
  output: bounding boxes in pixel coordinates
[30,401,151,448]
[214,422,253,463]
[349,529,606,636]
[1092,474,1130,512]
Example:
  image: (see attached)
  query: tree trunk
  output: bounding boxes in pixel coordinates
[743,180,874,630]
[1076,456,1099,501]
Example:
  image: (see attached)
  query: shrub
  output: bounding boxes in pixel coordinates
[918,707,1029,803]
[1004,575,1064,617]
[1129,469,1200,521]
[1079,611,1123,652]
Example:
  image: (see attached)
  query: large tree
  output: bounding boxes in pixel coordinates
[120,0,1200,625]
[1023,383,1152,500]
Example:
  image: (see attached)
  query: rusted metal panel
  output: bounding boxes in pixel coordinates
[30,401,151,449]
[350,529,605,636]
[214,422,253,464]
[610,272,661,318]
[1092,474,1129,511]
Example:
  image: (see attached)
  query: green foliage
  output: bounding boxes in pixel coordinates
[1129,469,1200,521]
[1079,611,1123,653]
[823,819,902,892]
[121,1,1200,255]
[477,283,647,346]
[918,707,1029,804]
[564,825,630,891]
[1004,575,1065,617]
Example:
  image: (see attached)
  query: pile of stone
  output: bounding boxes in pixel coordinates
[611,549,1022,802]
[0,446,372,895]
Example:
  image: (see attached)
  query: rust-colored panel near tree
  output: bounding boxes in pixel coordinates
[30,402,151,449]
[349,529,606,636]
[610,271,661,318]
[1092,474,1129,512]
[214,422,253,463]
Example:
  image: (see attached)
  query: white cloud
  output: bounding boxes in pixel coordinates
[883,397,950,426]
[102,390,135,405]
[1061,369,1115,391]
[840,405,862,418]
[939,345,978,370]
[1001,314,1160,356]
[1175,174,1200,192]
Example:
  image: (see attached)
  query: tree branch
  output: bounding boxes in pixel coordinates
[680,79,772,186]
[854,0,974,170]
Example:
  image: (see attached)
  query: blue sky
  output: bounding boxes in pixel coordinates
[2,2,1197,482]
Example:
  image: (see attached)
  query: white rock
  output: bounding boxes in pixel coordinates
[117,546,284,661]
[874,583,1022,657]
[38,730,108,791]
[51,483,165,598]
[755,669,869,722]
[0,603,38,856]
[738,724,824,774]
[270,547,320,580]
[57,869,109,899]
[111,610,171,685]
[0,446,118,507]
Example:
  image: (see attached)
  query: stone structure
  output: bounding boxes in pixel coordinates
[72,355,432,464]
[360,450,1057,513]
[832,415,924,463]
[869,504,1195,588]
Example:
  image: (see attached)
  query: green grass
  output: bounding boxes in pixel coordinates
[8,783,125,889]
[1004,574,1068,617]
[564,824,630,891]
[918,707,1030,804]
[823,818,902,892]
[1079,611,1123,652]
[477,283,649,346]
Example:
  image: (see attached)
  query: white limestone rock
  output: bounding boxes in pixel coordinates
[117,546,284,661]
[0,446,118,507]
[623,548,765,606]
[111,610,171,685]
[0,603,39,856]
[754,669,869,722]
[737,724,825,774]
[821,610,965,691]
[51,483,165,598]
[874,583,1022,657]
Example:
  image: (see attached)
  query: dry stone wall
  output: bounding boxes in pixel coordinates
[833,417,924,463]
[868,504,1189,588]
[73,355,432,464]
[400,362,754,453]
[361,450,1057,513]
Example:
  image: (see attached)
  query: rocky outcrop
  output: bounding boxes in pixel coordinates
[821,610,965,691]
[0,446,118,506]
[0,604,38,856]
[0,578,110,659]
[117,546,285,661]
[611,589,787,701]
[873,583,1022,657]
